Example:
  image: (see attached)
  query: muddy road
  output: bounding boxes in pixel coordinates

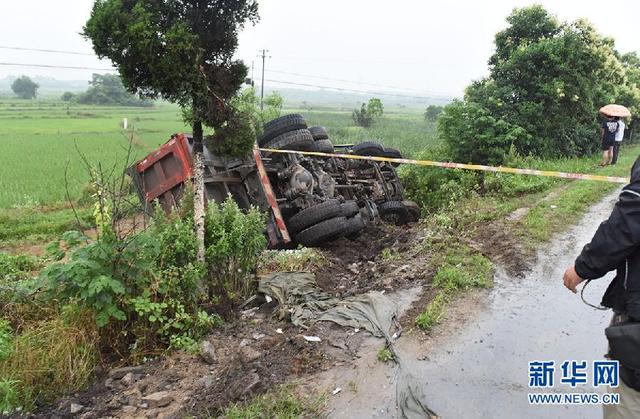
[318,190,619,419]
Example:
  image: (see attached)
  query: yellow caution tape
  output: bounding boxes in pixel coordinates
[259,148,631,184]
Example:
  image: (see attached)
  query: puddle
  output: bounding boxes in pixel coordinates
[320,190,620,419]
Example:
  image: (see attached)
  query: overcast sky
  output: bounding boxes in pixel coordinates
[1,0,638,97]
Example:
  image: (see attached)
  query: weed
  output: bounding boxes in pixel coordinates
[221,385,325,419]
[257,247,325,275]
[0,378,21,416]
[415,292,448,331]
[377,347,394,363]
[347,380,358,393]
[0,308,99,411]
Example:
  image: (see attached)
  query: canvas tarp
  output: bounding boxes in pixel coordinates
[258,272,438,419]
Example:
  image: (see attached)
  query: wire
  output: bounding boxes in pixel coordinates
[0,60,451,99]
[265,68,449,97]
[264,78,445,100]
[0,45,95,56]
[0,62,114,71]
[580,280,608,311]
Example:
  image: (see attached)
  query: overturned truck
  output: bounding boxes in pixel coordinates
[129,114,419,247]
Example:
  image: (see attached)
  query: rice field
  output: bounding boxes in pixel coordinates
[0,99,438,209]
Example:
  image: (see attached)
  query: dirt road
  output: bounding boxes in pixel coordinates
[319,190,619,419]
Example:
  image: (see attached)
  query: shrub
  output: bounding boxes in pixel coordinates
[204,197,267,304]
[39,216,216,357]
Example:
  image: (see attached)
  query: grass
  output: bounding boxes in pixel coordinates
[376,347,393,363]
[415,244,494,331]
[0,308,100,413]
[220,385,325,419]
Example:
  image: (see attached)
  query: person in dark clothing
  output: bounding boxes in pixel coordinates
[601,116,620,166]
[563,157,640,417]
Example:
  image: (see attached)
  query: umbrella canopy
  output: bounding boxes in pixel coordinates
[600,104,632,118]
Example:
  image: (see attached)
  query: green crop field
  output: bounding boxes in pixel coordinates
[0,99,438,209]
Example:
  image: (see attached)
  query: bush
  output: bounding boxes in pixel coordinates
[438,100,530,166]
[204,197,267,304]
[352,98,384,128]
[39,216,216,357]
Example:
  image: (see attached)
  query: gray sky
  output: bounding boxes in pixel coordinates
[1,0,638,97]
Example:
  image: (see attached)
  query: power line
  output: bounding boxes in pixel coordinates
[264,79,444,100]
[0,45,95,56]
[0,61,449,99]
[265,68,450,97]
[0,62,114,71]
[1,44,454,97]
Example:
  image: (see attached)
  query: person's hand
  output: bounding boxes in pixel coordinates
[563,265,584,293]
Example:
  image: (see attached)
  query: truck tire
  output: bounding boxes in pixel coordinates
[383,147,403,166]
[309,126,329,140]
[377,200,409,225]
[263,129,314,152]
[403,200,421,222]
[259,114,307,146]
[296,216,347,246]
[340,200,360,217]
[287,199,342,234]
[343,213,366,239]
[352,141,384,156]
[311,139,334,153]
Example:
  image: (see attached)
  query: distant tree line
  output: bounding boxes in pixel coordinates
[61,74,152,107]
[438,5,640,165]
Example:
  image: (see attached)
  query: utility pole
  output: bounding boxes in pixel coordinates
[259,49,269,111]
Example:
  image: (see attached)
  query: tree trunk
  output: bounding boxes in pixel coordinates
[192,120,206,264]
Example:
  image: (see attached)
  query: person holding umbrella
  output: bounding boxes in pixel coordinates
[600,104,632,167]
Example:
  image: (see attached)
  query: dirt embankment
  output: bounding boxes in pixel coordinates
[36,214,533,418]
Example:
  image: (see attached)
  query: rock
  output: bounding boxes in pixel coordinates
[239,346,262,363]
[109,365,145,379]
[199,340,217,364]
[239,338,251,347]
[142,391,174,408]
[197,375,215,390]
[70,403,84,414]
[226,372,261,399]
[104,378,115,389]
[252,333,265,340]
[122,405,137,414]
[121,372,136,386]
[138,403,149,409]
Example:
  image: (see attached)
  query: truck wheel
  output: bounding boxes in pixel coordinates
[377,200,409,225]
[403,200,421,222]
[259,114,307,146]
[296,216,347,246]
[263,129,314,152]
[311,139,334,153]
[343,213,366,239]
[383,147,403,166]
[340,200,360,217]
[352,141,384,156]
[309,126,329,140]
[287,199,342,234]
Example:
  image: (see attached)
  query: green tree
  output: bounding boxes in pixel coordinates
[83,0,259,263]
[353,98,384,128]
[76,74,151,106]
[424,105,443,121]
[11,76,38,99]
[367,98,384,118]
[440,5,638,163]
[61,91,75,102]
